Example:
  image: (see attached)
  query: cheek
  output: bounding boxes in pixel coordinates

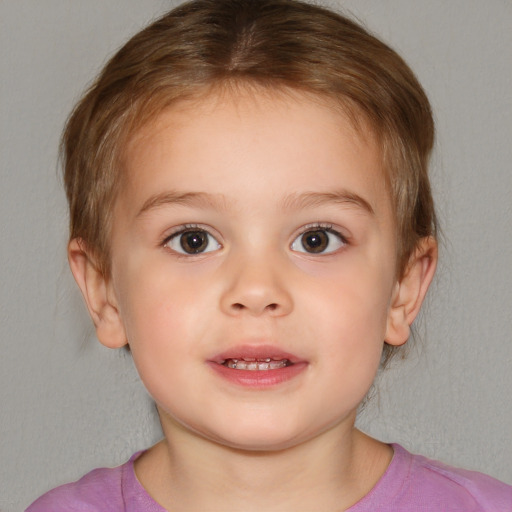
[306,255,392,328]
[115,259,209,336]
[301,257,392,370]
[114,269,210,407]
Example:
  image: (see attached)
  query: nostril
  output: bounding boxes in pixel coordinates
[230,302,279,313]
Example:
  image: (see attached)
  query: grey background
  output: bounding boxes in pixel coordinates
[1,1,511,510]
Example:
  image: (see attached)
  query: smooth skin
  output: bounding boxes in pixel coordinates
[69,88,437,511]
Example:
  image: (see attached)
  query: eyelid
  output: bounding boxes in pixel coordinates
[294,223,349,242]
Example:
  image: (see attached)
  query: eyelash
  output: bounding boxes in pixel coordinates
[299,223,346,240]
[162,223,202,244]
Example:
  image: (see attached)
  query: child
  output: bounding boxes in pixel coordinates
[27,0,511,510]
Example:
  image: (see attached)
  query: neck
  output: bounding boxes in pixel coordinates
[135,418,392,512]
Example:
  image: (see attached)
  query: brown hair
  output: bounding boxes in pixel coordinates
[63,0,436,362]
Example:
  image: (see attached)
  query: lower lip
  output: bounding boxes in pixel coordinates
[207,361,308,388]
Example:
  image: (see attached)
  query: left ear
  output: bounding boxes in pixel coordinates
[385,237,438,346]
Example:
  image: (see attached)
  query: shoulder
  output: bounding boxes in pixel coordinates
[25,454,136,512]
[351,444,512,511]
[393,444,512,511]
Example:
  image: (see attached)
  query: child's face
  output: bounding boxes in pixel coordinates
[105,90,403,450]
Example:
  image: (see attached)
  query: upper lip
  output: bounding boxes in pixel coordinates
[210,344,305,365]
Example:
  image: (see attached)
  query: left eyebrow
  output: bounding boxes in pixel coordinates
[281,190,375,215]
[136,191,228,217]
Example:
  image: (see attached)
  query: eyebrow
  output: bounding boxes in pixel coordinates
[136,189,374,217]
[137,191,228,217]
[281,190,375,215]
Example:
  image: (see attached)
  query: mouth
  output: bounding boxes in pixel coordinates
[208,345,307,387]
[211,345,301,369]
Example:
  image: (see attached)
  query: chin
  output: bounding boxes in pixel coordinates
[199,418,326,453]
[217,433,305,453]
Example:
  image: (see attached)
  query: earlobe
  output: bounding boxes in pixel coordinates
[68,239,128,349]
[385,237,438,346]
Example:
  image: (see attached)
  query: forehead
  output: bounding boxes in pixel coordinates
[118,89,391,220]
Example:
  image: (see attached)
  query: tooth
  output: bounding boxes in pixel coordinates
[269,360,288,369]
[223,358,290,370]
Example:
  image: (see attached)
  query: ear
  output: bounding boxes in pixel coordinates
[68,239,128,349]
[385,237,438,346]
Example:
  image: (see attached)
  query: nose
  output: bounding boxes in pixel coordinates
[219,253,293,317]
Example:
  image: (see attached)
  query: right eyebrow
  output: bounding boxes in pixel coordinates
[281,190,375,216]
[136,191,228,218]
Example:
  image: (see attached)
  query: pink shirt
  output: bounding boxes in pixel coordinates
[27,444,512,511]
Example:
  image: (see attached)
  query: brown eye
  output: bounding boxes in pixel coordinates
[291,227,346,254]
[301,230,328,253]
[165,229,220,255]
[180,231,208,253]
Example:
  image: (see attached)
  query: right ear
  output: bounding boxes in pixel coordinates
[68,239,128,349]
